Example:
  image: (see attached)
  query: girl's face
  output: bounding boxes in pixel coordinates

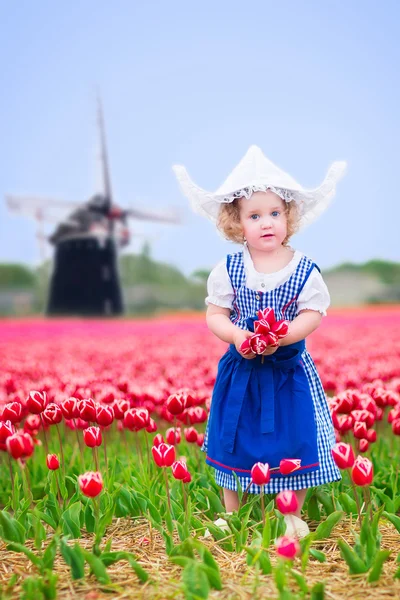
[239,191,288,253]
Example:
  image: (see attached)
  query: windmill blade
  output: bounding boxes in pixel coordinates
[96,95,113,208]
[6,194,81,219]
[126,206,182,224]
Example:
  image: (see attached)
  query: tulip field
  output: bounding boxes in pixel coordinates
[0,308,400,599]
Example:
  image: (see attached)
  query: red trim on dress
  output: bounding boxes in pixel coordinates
[206,455,319,474]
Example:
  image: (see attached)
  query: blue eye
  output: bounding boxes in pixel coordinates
[271,211,280,217]
[250,214,259,220]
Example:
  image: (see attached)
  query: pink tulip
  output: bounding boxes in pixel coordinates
[2,402,23,424]
[331,442,355,469]
[279,458,301,475]
[26,391,48,414]
[276,490,299,514]
[42,403,63,425]
[151,443,175,467]
[351,456,374,486]
[171,460,190,481]
[251,462,270,485]
[83,426,102,448]
[95,405,114,427]
[275,536,301,560]
[46,453,60,470]
[78,471,103,497]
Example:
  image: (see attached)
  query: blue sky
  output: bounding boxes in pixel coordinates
[0,1,399,276]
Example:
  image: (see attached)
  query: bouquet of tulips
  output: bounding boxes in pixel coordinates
[240,307,290,356]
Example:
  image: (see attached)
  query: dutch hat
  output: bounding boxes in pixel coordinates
[173,145,347,231]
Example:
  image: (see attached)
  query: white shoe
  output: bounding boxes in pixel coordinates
[283,515,310,539]
[204,514,232,538]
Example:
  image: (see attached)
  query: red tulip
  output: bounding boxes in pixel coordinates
[166,393,186,415]
[78,398,97,422]
[151,443,175,467]
[61,397,80,420]
[331,442,355,469]
[250,334,269,354]
[23,414,41,436]
[0,420,15,443]
[6,432,34,459]
[153,433,164,447]
[26,390,48,414]
[257,307,276,325]
[95,405,114,427]
[280,459,301,475]
[184,427,198,443]
[166,427,181,445]
[145,418,157,433]
[112,399,129,420]
[275,536,301,560]
[359,439,369,453]
[366,429,377,443]
[251,462,270,485]
[123,408,149,431]
[254,319,271,335]
[239,338,254,356]
[83,426,102,447]
[276,490,299,514]
[392,419,400,436]
[353,421,368,440]
[351,456,373,486]
[271,319,290,338]
[46,453,60,470]
[196,433,205,447]
[78,471,103,497]
[42,403,63,425]
[171,460,190,481]
[2,402,23,424]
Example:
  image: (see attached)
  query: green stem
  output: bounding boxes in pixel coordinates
[163,467,171,513]
[55,423,65,478]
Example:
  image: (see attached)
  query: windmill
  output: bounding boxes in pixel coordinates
[5,98,181,316]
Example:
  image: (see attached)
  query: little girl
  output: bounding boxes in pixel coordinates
[173,146,346,537]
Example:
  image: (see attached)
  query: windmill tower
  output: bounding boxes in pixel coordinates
[5,98,180,316]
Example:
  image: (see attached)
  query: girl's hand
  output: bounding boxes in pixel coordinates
[233,329,256,360]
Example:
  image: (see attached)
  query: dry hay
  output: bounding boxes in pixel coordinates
[0,516,399,599]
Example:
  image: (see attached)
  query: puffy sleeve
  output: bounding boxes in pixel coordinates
[296,268,330,317]
[205,259,235,309]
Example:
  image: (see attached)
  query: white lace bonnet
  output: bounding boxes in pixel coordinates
[173,145,347,231]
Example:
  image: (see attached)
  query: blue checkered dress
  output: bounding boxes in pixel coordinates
[202,250,341,494]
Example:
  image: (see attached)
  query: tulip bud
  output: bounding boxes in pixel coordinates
[46,453,60,470]
[151,443,175,467]
[184,427,198,443]
[257,307,276,325]
[171,460,190,481]
[392,419,400,436]
[0,420,15,443]
[153,433,164,447]
[250,462,270,485]
[78,471,103,497]
[166,427,181,445]
[96,405,114,427]
[275,536,301,560]
[112,399,129,420]
[26,390,48,414]
[276,490,299,514]
[196,433,205,448]
[250,334,269,355]
[358,439,369,453]
[279,459,301,475]
[78,398,97,422]
[61,397,80,420]
[166,393,186,416]
[353,421,368,440]
[351,456,373,486]
[331,442,355,469]
[83,426,102,448]
[2,402,23,424]
[42,403,63,425]
[146,418,158,433]
[366,429,377,443]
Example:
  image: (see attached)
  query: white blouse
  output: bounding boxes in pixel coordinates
[205,244,330,316]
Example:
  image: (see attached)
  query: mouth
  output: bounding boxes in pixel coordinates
[261,234,274,238]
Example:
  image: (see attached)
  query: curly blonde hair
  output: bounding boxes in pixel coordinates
[216,195,300,246]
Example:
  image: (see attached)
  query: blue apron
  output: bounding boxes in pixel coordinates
[206,315,320,478]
